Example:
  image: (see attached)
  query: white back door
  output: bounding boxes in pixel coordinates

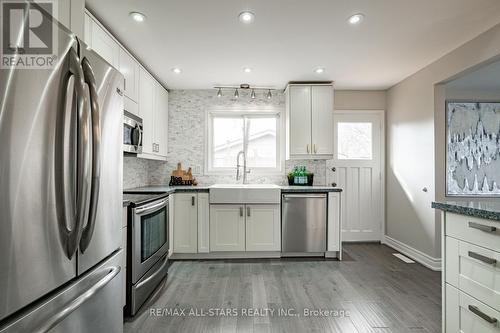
[329,111,384,242]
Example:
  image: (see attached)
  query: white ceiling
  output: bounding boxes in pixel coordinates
[447,59,500,91]
[86,0,500,90]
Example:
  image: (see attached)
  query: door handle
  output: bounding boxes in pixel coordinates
[239,207,243,217]
[80,57,101,253]
[313,144,317,154]
[468,305,497,324]
[35,266,120,333]
[192,196,195,206]
[468,251,497,265]
[56,47,87,260]
[247,207,251,217]
[306,144,310,154]
[469,222,497,233]
[74,50,92,259]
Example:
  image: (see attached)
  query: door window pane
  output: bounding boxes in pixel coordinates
[337,122,372,160]
[246,117,277,168]
[212,117,244,168]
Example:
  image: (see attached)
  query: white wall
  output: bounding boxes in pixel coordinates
[123,89,386,189]
[386,23,500,263]
[335,90,386,111]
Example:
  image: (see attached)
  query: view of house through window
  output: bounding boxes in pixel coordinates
[209,113,280,172]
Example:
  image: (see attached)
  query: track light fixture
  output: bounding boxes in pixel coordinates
[213,84,277,100]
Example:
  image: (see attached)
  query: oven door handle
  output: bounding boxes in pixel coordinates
[135,198,168,215]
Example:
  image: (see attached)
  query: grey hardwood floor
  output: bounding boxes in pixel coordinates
[124,244,441,333]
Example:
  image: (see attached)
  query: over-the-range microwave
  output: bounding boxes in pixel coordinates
[123,110,143,154]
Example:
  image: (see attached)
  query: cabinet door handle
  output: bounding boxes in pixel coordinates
[306,144,310,154]
[469,222,497,233]
[124,77,126,91]
[468,251,497,265]
[191,196,195,206]
[314,144,317,153]
[239,207,243,217]
[468,305,498,324]
[247,207,250,217]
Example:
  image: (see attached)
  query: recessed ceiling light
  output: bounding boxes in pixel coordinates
[171,68,182,74]
[130,12,146,22]
[243,67,252,73]
[238,11,255,24]
[314,67,325,74]
[348,13,364,25]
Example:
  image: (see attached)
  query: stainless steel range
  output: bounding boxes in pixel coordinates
[123,193,170,316]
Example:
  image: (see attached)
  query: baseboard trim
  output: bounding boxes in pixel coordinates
[382,235,442,271]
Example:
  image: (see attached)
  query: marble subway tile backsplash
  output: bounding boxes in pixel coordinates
[123,89,331,188]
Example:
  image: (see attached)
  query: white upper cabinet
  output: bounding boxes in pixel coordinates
[90,20,119,68]
[139,68,155,156]
[58,0,84,38]
[154,83,169,157]
[288,86,312,156]
[84,11,168,161]
[119,49,140,103]
[286,84,334,159]
[311,86,334,155]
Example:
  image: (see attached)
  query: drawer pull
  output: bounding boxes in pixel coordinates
[468,305,498,324]
[468,222,497,233]
[468,251,497,265]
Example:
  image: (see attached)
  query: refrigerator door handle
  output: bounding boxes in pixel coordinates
[79,57,101,253]
[34,266,120,333]
[60,47,89,259]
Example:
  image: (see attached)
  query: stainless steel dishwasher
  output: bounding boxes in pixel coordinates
[281,193,327,256]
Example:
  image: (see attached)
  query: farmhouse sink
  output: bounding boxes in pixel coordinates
[209,184,281,204]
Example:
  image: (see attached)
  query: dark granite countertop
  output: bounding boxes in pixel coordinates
[125,185,342,194]
[122,185,342,206]
[280,186,342,193]
[432,201,500,222]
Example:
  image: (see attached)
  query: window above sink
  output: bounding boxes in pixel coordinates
[205,110,283,175]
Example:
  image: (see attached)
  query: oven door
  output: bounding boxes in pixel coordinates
[131,197,169,284]
[123,111,143,154]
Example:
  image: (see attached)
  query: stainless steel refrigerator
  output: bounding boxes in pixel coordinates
[0,5,124,333]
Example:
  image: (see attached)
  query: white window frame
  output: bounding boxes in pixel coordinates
[205,108,284,175]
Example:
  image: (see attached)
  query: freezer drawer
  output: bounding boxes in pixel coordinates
[0,250,123,333]
[281,194,327,253]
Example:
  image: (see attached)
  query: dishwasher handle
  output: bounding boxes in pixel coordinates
[282,194,327,199]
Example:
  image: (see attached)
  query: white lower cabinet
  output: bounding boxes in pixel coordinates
[245,205,280,251]
[210,205,246,251]
[173,194,198,253]
[197,193,210,253]
[446,283,500,333]
[210,204,280,252]
[172,193,209,254]
[443,212,500,332]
